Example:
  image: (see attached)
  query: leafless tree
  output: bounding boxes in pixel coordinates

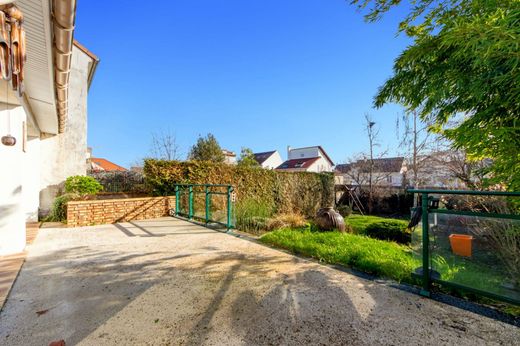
[396,110,447,189]
[344,114,391,213]
[150,130,182,161]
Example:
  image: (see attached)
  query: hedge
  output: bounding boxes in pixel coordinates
[143,159,334,218]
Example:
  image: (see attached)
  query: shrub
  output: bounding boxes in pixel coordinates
[337,205,352,218]
[65,176,103,196]
[46,193,75,222]
[364,220,411,244]
[144,159,334,218]
[89,171,149,194]
[267,213,307,230]
[235,198,273,234]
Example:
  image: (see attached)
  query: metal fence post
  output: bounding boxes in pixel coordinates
[205,185,209,224]
[226,186,232,231]
[175,185,180,216]
[188,185,193,220]
[420,192,430,297]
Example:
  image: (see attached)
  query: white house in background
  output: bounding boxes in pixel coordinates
[0,1,98,255]
[253,150,283,169]
[335,157,407,187]
[222,149,236,165]
[276,146,334,173]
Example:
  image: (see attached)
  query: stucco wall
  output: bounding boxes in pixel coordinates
[0,106,27,255]
[262,151,283,169]
[39,46,90,214]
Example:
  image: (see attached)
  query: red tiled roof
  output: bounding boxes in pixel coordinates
[276,157,320,170]
[90,158,127,172]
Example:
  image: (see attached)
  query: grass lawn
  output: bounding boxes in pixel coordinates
[260,214,520,316]
[260,228,420,283]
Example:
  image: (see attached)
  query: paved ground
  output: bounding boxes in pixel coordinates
[0,217,518,345]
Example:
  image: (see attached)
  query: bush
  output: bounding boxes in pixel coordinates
[65,176,103,196]
[235,198,273,234]
[267,213,307,230]
[89,171,149,194]
[46,193,75,222]
[364,220,411,244]
[144,159,334,218]
[337,205,352,218]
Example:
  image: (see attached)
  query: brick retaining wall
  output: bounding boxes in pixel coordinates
[67,196,176,227]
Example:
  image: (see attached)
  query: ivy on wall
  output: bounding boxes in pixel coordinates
[143,160,334,217]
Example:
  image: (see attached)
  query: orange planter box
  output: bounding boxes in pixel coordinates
[449,234,473,257]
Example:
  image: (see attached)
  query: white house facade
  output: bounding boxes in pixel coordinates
[254,150,283,169]
[276,146,334,173]
[0,0,98,255]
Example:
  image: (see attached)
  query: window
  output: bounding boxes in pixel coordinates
[386,175,393,183]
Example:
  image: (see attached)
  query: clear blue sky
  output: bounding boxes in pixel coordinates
[75,0,411,168]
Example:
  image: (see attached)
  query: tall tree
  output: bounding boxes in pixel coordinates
[345,114,390,213]
[188,133,225,163]
[237,147,260,167]
[352,0,520,190]
[396,111,446,189]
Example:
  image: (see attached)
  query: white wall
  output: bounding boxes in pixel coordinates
[262,151,283,169]
[288,147,320,160]
[0,106,27,255]
[306,156,333,173]
[38,46,91,214]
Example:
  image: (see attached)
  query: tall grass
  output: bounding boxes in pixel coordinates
[235,198,273,234]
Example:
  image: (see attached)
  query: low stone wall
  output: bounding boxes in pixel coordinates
[67,196,176,227]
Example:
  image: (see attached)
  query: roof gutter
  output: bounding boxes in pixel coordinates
[52,0,77,133]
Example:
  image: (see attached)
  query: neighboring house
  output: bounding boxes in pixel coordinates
[253,150,283,169]
[222,149,236,165]
[277,146,334,173]
[336,157,407,188]
[411,151,472,189]
[90,158,127,172]
[0,1,98,255]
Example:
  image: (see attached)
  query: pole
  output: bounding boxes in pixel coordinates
[205,185,209,224]
[188,185,193,220]
[420,192,430,297]
[175,185,180,216]
[226,186,232,231]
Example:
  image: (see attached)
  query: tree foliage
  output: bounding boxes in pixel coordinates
[188,133,225,163]
[352,0,520,190]
[237,147,260,167]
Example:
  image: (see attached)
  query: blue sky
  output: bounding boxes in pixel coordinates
[75,0,411,168]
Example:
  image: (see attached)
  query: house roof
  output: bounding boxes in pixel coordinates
[289,146,334,166]
[254,151,277,165]
[222,149,236,157]
[276,157,320,170]
[90,158,127,172]
[337,157,405,173]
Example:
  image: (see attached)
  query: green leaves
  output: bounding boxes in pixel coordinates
[188,133,226,163]
[354,0,520,190]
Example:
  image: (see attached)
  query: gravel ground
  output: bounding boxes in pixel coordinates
[0,217,518,345]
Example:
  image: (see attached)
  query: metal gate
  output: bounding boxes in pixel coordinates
[173,184,235,230]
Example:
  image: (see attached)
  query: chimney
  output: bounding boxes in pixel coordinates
[287,145,291,159]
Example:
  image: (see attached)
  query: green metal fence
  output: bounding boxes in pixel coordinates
[174,184,234,230]
[409,189,520,305]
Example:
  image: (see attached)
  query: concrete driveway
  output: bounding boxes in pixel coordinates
[0,217,518,345]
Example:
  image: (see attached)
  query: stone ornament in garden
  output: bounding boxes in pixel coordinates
[316,207,346,232]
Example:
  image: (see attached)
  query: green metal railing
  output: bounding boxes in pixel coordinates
[409,189,520,305]
[174,184,234,230]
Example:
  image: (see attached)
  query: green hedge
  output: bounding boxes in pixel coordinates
[143,159,334,217]
[364,220,411,244]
